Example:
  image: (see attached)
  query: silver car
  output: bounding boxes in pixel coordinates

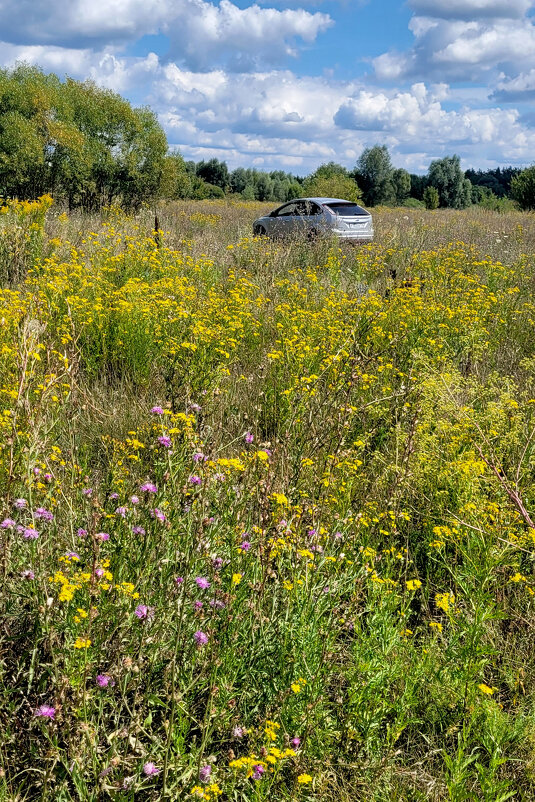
[252,197,374,242]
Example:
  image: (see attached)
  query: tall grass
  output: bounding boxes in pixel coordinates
[1,198,535,800]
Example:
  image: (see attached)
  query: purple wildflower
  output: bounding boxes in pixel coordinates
[232,726,245,738]
[290,737,301,749]
[151,508,166,523]
[34,704,55,719]
[134,605,154,621]
[95,531,110,542]
[158,435,172,448]
[189,475,202,486]
[194,601,203,610]
[192,452,205,462]
[194,630,209,647]
[212,557,223,570]
[209,598,226,609]
[14,498,27,509]
[95,568,104,578]
[82,488,93,497]
[21,569,35,580]
[190,403,201,413]
[77,528,87,538]
[43,473,53,482]
[252,765,265,780]
[199,765,212,783]
[96,674,113,688]
[140,482,158,494]
[244,431,254,444]
[109,492,119,501]
[65,551,80,560]
[239,541,251,552]
[151,406,164,415]
[132,525,146,536]
[115,506,127,518]
[23,527,39,540]
[143,762,160,776]
[1,518,16,529]
[34,507,53,521]
[33,467,41,476]
[130,495,139,505]
[195,577,211,590]
[175,576,184,585]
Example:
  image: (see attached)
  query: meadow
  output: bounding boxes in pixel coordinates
[1,196,535,801]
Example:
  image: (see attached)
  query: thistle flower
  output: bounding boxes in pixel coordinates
[96,674,113,688]
[175,576,184,585]
[1,518,16,529]
[194,600,203,610]
[151,508,166,523]
[77,528,87,537]
[195,577,210,590]
[14,498,27,509]
[115,506,127,518]
[290,736,301,749]
[252,765,265,780]
[192,452,205,462]
[239,540,251,552]
[21,569,35,579]
[82,488,93,497]
[244,431,254,443]
[199,765,211,783]
[109,492,119,501]
[135,605,154,621]
[23,527,39,540]
[140,482,158,493]
[130,495,139,505]
[158,435,172,448]
[34,507,54,521]
[143,762,160,776]
[34,704,55,719]
[151,406,164,415]
[189,475,202,486]
[132,525,146,535]
[95,531,110,542]
[194,630,208,646]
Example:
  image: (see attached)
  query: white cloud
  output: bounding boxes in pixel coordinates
[0,0,332,71]
[374,2,535,83]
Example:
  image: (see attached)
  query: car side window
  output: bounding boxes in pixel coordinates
[306,202,322,216]
[276,202,298,217]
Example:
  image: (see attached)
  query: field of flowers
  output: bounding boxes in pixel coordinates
[2,196,535,801]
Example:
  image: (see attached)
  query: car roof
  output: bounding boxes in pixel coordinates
[287,197,362,204]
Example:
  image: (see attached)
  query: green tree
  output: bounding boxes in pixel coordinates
[510,166,535,210]
[353,145,395,206]
[304,163,362,203]
[196,158,229,191]
[392,168,411,205]
[423,186,439,210]
[427,155,472,209]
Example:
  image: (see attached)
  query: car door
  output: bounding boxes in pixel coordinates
[269,201,300,237]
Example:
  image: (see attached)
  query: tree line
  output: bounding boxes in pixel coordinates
[1,64,535,211]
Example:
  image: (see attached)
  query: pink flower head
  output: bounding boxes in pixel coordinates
[115,506,127,518]
[239,541,251,552]
[77,528,87,537]
[132,525,146,535]
[23,527,39,540]
[43,473,53,482]
[190,403,202,413]
[34,704,55,719]
[244,431,254,444]
[82,488,93,497]
[175,576,184,586]
[21,569,35,579]
[95,531,110,542]
[151,406,164,415]
[189,475,202,486]
[109,492,119,501]
[130,495,139,505]
[33,467,41,476]
[151,508,166,523]
[199,765,211,783]
[140,482,158,494]
[232,726,245,738]
[290,736,301,749]
[14,498,27,509]
[194,630,209,647]
[194,600,203,610]
[158,435,172,448]
[65,551,80,560]
[195,576,210,590]
[1,518,16,529]
[252,765,265,780]
[192,452,205,462]
[135,604,154,621]
[96,674,113,688]
[143,762,160,776]
[34,507,53,521]
[95,568,104,578]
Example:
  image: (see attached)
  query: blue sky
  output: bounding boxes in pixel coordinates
[1,0,535,174]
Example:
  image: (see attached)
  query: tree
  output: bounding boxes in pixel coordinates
[353,145,395,206]
[423,186,439,210]
[303,163,362,203]
[410,174,427,201]
[392,168,411,205]
[510,166,535,210]
[196,159,229,191]
[427,155,471,209]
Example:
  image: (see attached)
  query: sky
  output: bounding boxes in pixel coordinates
[1,0,535,174]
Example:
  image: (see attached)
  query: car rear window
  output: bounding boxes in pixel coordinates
[324,203,369,216]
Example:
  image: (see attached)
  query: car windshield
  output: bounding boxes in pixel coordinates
[324,202,368,216]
